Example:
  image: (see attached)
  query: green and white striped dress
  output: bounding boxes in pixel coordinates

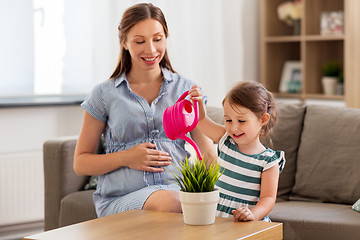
[215,133,285,221]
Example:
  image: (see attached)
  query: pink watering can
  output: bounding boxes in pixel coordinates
[163,91,202,160]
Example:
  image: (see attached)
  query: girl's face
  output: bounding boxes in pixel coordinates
[124,18,166,71]
[223,100,268,151]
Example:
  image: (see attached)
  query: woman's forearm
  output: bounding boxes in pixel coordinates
[74,151,128,176]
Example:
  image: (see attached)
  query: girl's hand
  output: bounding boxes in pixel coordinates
[124,142,172,172]
[189,85,203,101]
[189,85,206,120]
[232,207,255,222]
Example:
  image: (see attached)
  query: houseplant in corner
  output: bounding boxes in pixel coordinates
[322,61,341,95]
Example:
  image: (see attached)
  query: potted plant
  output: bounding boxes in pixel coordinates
[170,157,223,225]
[322,61,342,95]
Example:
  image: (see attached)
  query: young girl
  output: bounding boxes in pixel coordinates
[190,81,285,222]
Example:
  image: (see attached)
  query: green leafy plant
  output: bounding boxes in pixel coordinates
[169,157,223,192]
[322,61,341,77]
[338,72,344,84]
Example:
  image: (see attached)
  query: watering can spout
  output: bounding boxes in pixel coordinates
[182,135,203,160]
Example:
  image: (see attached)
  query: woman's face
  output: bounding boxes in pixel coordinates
[124,19,167,71]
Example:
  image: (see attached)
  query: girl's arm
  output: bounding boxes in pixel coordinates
[251,165,279,220]
[197,115,226,144]
[233,165,279,221]
[190,127,217,165]
[73,111,171,176]
[189,85,226,143]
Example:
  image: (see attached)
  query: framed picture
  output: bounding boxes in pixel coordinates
[279,61,302,93]
[320,11,344,35]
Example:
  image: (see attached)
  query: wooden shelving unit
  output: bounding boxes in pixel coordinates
[260,0,360,107]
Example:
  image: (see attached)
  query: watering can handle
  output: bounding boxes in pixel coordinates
[176,91,199,130]
[176,91,190,103]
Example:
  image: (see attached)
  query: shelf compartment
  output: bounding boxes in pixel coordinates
[304,40,343,95]
[263,0,302,37]
[264,42,301,93]
[304,0,344,35]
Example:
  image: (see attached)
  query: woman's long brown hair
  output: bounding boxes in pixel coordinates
[110,3,175,79]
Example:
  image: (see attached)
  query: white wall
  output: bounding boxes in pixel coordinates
[0,106,84,226]
[0,106,83,153]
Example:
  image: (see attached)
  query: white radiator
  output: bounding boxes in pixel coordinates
[0,150,44,226]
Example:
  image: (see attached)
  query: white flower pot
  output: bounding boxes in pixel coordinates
[179,189,219,225]
[322,77,338,95]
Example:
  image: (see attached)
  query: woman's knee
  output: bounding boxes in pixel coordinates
[143,190,181,212]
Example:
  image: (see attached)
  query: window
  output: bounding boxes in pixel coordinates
[0,0,98,97]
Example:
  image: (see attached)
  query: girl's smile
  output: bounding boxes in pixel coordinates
[232,133,244,139]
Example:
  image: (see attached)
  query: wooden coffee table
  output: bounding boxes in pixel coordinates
[24,210,282,240]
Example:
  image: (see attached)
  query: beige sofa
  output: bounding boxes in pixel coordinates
[43,104,360,239]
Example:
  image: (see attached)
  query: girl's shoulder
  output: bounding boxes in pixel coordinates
[261,149,286,173]
[260,148,284,162]
[218,133,232,149]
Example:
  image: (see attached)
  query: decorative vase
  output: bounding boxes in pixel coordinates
[293,19,301,35]
[322,77,338,95]
[179,189,219,225]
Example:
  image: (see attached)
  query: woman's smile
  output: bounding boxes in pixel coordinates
[141,56,159,64]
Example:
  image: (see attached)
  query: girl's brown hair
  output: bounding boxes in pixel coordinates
[110,3,175,79]
[222,81,278,138]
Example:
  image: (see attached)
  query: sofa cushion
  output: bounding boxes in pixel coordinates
[262,103,305,200]
[206,106,224,125]
[269,201,360,240]
[291,105,360,204]
[59,190,97,227]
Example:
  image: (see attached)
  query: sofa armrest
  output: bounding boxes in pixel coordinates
[43,136,90,231]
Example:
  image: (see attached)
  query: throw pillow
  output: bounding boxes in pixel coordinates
[84,175,98,190]
[352,198,360,212]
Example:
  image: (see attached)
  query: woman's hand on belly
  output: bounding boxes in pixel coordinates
[123,142,172,172]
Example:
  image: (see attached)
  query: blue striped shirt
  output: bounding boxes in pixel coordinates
[81,68,201,215]
[215,133,285,220]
